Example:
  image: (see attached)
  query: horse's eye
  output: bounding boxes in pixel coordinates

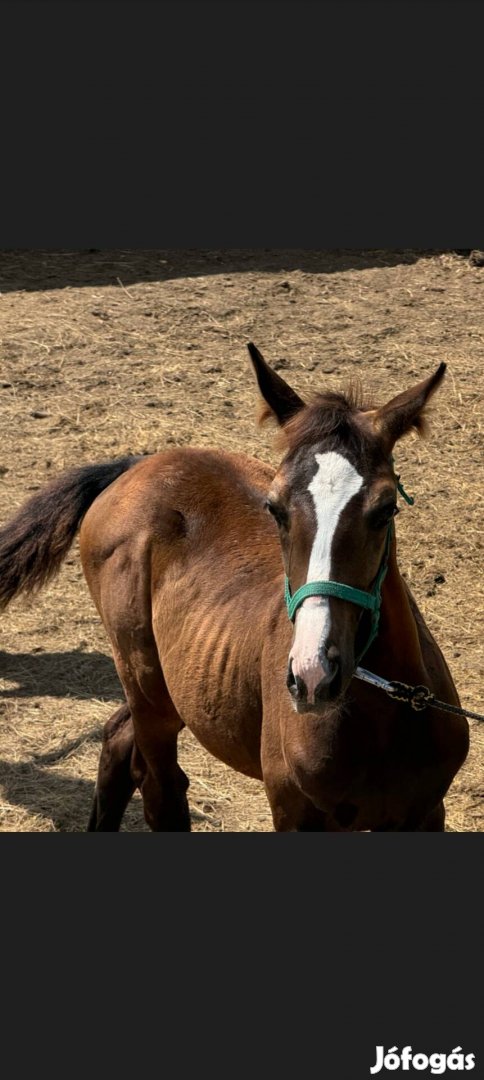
[369,503,399,529]
[265,500,289,529]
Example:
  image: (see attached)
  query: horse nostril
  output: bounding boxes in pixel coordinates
[323,643,340,673]
[287,660,307,701]
[325,643,339,660]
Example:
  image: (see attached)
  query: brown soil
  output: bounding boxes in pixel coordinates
[0,249,482,832]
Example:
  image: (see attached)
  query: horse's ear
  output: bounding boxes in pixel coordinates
[247,342,305,426]
[370,363,447,449]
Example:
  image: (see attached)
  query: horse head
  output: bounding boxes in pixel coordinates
[248,343,446,715]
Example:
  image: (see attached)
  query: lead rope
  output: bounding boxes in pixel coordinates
[353,667,484,722]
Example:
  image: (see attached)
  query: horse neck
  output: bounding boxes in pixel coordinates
[369,538,426,681]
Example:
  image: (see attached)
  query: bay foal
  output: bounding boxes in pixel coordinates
[0,347,469,830]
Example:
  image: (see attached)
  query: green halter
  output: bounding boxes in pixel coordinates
[283,462,414,663]
[284,525,393,663]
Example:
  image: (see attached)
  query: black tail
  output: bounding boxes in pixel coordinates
[0,456,140,610]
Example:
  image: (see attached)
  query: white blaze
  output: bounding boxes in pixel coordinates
[290,451,363,702]
[307,452,363,582]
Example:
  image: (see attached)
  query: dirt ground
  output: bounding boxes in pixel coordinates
[0,249,483,832]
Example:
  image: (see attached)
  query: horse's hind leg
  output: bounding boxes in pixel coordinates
[87,689,190,832]
[137,713,191,833]
[84,547,191,831]
[88,703,137,831]
[111,651,191,832]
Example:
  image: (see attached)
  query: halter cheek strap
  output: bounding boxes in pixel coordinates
[284,524,393,663]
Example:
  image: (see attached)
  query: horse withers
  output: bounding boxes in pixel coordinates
[0,347,469,831]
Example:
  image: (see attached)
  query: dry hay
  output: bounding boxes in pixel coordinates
[0,249,482,831]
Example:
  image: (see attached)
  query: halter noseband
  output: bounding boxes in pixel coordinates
[284,524,392,662]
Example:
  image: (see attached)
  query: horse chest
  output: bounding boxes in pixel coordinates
[280,702,447,829]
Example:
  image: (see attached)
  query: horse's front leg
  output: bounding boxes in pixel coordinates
[408,800,446,832]
[371,800,446,832]
[262,757,331,831]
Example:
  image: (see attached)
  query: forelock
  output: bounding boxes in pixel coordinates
[279,388,377,464]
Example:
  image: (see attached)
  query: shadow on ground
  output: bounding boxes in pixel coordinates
[0,249,453,294]
[0,648,121,701]
[0,754,148,832]
[0,757,97,831]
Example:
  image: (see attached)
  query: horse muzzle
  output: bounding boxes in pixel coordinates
[287,646,342,713]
